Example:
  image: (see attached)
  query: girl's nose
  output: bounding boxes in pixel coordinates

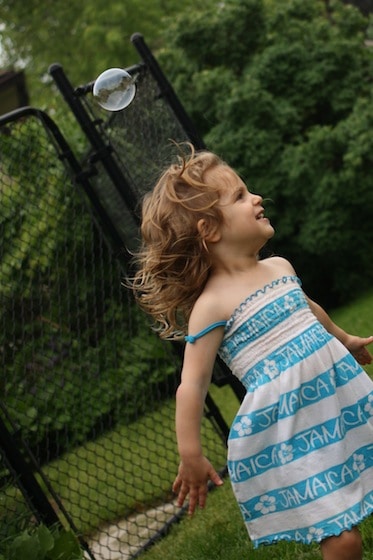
[252,193,263,204]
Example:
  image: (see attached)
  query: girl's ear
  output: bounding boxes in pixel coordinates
[197,219,221,243]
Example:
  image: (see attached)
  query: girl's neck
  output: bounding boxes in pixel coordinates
[210,252,261,276]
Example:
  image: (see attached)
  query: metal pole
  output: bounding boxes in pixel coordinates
[49,63,140,222]
[130,34,246,403]
[0,106,126,255]
[131,33,206,151]
[0,413,60,527]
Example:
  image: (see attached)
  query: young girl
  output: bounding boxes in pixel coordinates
[132,145,373,560]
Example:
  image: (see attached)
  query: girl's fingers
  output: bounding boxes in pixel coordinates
[209,469,224,487]
[172,474,181,493]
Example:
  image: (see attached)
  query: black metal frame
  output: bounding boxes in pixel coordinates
[0,106,125,254]
[49,34,245,403]
[0,33,244,559]
[0,412,59,528]
[0,106,228,558]
[130,33,206,150]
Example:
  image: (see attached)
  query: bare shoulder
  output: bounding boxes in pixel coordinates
[188,286,226,334]
[262,256,296,276]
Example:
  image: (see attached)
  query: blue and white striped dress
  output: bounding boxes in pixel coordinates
[187,275,373,547]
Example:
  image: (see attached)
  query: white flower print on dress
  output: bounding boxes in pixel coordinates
[232,416,253,437]
[364,394,373,416]
[352,453,365,472]
[284,295,296,313]
[263,359,279,380]
[254,495,276,515]
[306,527,324,542]
[278,443,294,464]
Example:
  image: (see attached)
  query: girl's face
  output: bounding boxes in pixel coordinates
[207,165,274,247]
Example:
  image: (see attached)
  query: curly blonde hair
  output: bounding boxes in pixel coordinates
[131,144,227,339]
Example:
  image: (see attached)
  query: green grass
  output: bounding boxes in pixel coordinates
[331,291,373,377]
[140,480,373,560]
[42,407,179,534]
[41,401,226,536]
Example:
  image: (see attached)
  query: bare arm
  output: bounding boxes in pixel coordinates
[306,296,373,365]
[267,256,373,364]
[172,325,224,515]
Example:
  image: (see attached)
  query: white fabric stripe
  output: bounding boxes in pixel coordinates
[247,476,373,542]
[230,425,373,504]
[220,275,373,545]
[224,311,317,371]
[228,381,373,463]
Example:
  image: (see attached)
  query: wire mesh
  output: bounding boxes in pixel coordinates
[74,60,236,390]
[0,108,228,559]
[0,440,34,542]
[77,62,195,253]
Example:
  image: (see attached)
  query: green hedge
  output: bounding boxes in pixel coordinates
[0,117,179,461]
[0,524,84,560]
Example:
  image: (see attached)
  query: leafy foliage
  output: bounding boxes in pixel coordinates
[3,304,177,457]
[0,524,83,560]
[159,0,373,306]
[1,0,372,459]
[0,116,178,461]
[0,0,215,108]
[0,120,71,297]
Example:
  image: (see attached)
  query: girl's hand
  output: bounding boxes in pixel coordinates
[345,334,373,365]
[172,456,223,515]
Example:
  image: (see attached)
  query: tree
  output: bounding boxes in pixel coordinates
[0,0,213,108]
[158,0,373,306]
[1,0,372,306]
[342,0,373,16]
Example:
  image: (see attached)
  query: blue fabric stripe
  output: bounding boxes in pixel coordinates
[224,275,301,331]
[238,443,373,523]
[228,353,363,441]
[220,287,308,360]
[228,391,373,483]
[238,322,333,392]
[253,490,373,547]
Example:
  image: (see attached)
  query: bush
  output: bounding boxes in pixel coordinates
[0,116,179,462]
[159,0,373,306]
[0,524,83,560]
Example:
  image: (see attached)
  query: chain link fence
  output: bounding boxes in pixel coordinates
[0,36,233,559]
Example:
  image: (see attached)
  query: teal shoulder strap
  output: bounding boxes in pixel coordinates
[185,321,227,344]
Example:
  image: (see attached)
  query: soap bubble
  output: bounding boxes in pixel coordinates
[93,68,136,111]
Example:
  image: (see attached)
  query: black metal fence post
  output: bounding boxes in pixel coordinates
[129,35,246,401]
[0,414,60,527]
[0,31,246,558]
[130,33,206,151]
[49,36,245,405]
[49,63,140,221]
